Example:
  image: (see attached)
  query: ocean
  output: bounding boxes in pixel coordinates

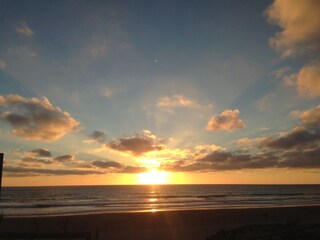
[1,184,320,217]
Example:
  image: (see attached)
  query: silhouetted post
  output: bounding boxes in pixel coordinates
[0,153,3,197]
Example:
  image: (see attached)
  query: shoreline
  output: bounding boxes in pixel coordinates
[4,203,320,219]
[1,205,320,239]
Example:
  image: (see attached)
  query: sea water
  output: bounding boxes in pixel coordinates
[1,184,320,216]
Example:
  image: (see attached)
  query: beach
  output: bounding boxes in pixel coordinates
[1,205,320,239]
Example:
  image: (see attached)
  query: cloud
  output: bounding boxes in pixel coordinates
[120,166,147,173]
[157,95,197,108]
[4,166,103,176]
[86,131,106,144]
[29,148,51,157]
[0,59,6,69]
[193,144,225,159]
[157,95,211,110]
[234,137,267,149]
[107,130,165,156]
[21,157,54,165]
[92,160,122,168]
[279,147,320,168]
[14,21,34,37]
[162,150,278,172]
[260,127,320,150]
[54,155,75,162]
[207,109,245,131]
[0,95,79,141]
[295,62,320,98]
[265,0,320,58]
[298,104,320,128]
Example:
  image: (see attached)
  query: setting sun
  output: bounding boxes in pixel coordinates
[138,170,169,185]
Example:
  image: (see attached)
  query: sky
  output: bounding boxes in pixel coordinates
[0,0,320,186]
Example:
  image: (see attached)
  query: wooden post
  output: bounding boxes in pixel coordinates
[0,153,3,197]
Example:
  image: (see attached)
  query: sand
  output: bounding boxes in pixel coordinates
[0,206,320,239]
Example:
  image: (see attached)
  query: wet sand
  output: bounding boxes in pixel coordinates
[1,205,320,239]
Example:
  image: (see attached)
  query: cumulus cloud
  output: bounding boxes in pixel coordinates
[295,62,320,98]
[298,104,320,128]
[265,0,320,58]
[207,109,245,131]
[0,95,79,141]
[107,130,165,156]
[14,21,34,37]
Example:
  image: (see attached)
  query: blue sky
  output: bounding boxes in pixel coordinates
[0,0,320,185]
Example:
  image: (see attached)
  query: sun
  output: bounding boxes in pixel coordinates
[138,170,169,185]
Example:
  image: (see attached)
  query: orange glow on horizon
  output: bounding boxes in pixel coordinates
[137,170,169,185]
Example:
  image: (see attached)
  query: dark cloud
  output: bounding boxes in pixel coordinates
[0,95,79,141]
[4,166,104,176]
[107,131,164,156]
[87,131,106,143]
[120,166,148,173]
[22,157,54,165]
[260,127,320,150]
[30,148,51,157]
[163,150,278,172]
[92,160,122,168]
[54,155,75,162]
[279,147,320,168]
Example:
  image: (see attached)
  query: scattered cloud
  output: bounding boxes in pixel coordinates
[107,130,165,156]
[234,137,267,149]
[157,95,197,108]
[14,21,34,37]
[157,95,211,110]
[4,166,103,176]
[91,160,122,168]
[260,127,320,150]
[296,62,320,98]
[54,154,75,162]
[0,95,79,141]
[273,66,292,79]
[86,131,106,144]
[265,0,320,58]
[120,166,147,173]
[296,104,320,128]
[21,157,54,165]
[279,147,320,168]
[29,148,51,157]
[207,109,245,131]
